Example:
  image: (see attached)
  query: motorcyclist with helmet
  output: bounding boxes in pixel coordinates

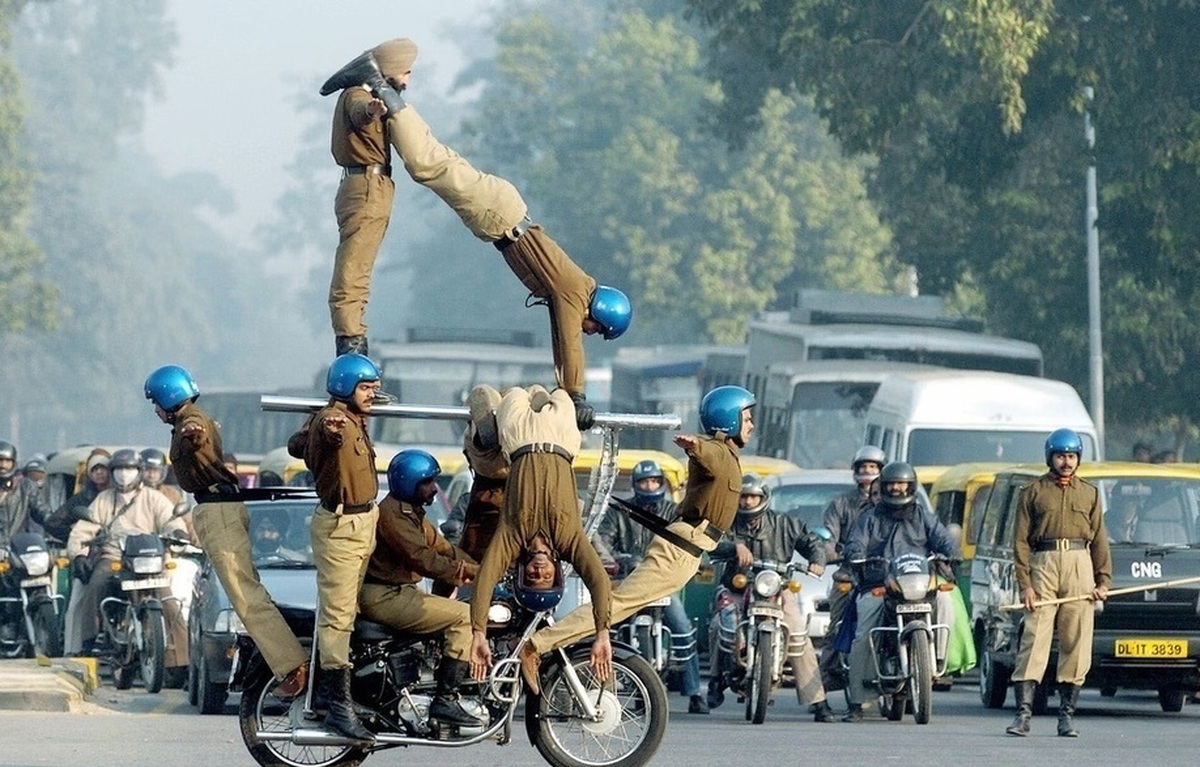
[140,447,194,536]
[42,449,110,543]
[518,385,752,693]
[841,461,960,722]
[146,365,311,705]
[819,445,885,690]
[1005,428,1110,738]
[360,449,485,727]
[0,441,51,550]
[64,448,187,656]
[595,459,709,714]
[467,384,614,689]
[706,473,836,722]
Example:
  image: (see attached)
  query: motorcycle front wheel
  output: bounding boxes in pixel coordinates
[31,599,63,658]
[749,632,774,725]
[139,609,166,694]
[908,634,933,725]
[238,668,367,767]
[534,647,667,767]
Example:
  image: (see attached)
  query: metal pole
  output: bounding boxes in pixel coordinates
[259,395,683,431]
[1084,85,1106,453]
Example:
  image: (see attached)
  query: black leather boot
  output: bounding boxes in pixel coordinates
[1006,680,1036,736]
[429,659,486,727]
[322,667,374,743]
[320,50,380,95]
[1057,683,1081,737]
[335,335,368,357]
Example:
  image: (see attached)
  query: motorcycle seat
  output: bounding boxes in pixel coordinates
[352,616,437,647]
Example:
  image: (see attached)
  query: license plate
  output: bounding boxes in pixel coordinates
[121,576,171,591]
[646,597,672,608]
[748,603,783,618]
[1115,638,1188,658]
[895,603,931,614]
[19,575,52,588]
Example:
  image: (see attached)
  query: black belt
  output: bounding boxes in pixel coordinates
[195,486,313,504]
[322,501,374,515]
[682,516,724,544]
[509,442,573,463]
[1034,538,1089,552]
[493,216,532,252]
[342,164,391,178]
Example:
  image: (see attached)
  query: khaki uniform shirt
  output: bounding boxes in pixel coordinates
[331,86,389,167]
[68,486,185,559]
[501,228,596,398]
[368,495,477,588]
[306,401,379,509]
[497,386,582,460]
[1013,473,1112,591]
[170,401,239,495]
[675,435,743,534]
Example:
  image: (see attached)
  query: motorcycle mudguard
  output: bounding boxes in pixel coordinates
[756,622,777,635]
[899,619,933,643]
[523,640,643,746]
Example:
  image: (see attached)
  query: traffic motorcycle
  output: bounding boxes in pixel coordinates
[0,532,66,658]
[613,594,694,686]
[710,558,808,724]
[851,553,951,724]
[234,577,668,767]
[98,533,180,693]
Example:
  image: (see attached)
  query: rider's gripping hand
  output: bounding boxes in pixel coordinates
[1020,586,1038,612]
[469,630,492,681]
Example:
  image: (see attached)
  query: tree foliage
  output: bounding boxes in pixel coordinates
[687,0,1200,443]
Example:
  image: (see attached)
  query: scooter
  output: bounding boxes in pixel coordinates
[0,532,66,658]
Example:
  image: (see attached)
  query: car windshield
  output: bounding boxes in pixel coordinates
[1098,477,1200,547]
[248,501,316,567]
[907,429,1098,466]
[771,482,855,528]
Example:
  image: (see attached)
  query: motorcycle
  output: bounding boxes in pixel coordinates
[98,533,181,693]
[613,594,695,686]
[851,553,951,724]
[711,558,807,724]
[0,532,66,658]
[234,576,668,767]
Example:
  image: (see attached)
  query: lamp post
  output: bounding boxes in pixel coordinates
[1084,85,1105,452]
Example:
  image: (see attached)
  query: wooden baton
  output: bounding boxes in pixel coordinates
[998,575,1200,611]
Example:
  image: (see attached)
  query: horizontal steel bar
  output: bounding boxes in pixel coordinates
[259,395,681,430]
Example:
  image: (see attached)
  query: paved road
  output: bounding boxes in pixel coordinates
[2,680,1196,767]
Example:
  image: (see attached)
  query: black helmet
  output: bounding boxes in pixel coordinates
[109,448,144,492]
[139,448,168,486]
[631,459,666,506]
[738,473,771,517]
[878,461,917,510]
[0,441,17,480]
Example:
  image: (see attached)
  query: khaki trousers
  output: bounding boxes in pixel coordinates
[310,505,377,669]
[359,583,472,661]
[193,501,307,679]
[530,520,718,654]
[780,594,826,705]
[329,172,395,338]
[1012,548,1095,685]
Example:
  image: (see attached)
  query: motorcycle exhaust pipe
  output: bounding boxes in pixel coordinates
[256,728,359,747]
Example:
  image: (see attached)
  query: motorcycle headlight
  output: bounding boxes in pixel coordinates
[19,551,52,577]
[487,603,513,626]
[215,608,246,633]
[754,569,783,598]
[895,572,930,602]
[131,555,164,574]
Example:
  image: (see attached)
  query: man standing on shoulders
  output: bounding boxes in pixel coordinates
[145,365,309,700]
[1006,428,1110,738]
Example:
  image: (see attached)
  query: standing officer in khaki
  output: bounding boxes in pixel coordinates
[144,365,308,700]
[303,353,382,743]
[360,449,484,726]
[466,385,613,687]
[516,385,754,689]
[319,40,633,420]
[326,39,415,357]
[1006,428,1110,738]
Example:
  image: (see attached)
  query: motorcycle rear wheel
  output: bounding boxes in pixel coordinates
[139,611,166,694]
[238,669,367,767]
[534,648,667,767]
[908,636,933,725]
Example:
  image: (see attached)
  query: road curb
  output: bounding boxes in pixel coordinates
[0,657,91,712]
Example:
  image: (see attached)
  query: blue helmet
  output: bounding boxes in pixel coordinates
[387,449,440,502]
[144,365,199,411]
[514,553,564,613]
[1044,428,1084,467]
[631,459,666,506]
[699,385,756,437]
[589,285,632,340]
[326,353,381,400]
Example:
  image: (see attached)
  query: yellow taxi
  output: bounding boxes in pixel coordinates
[571,448,687,504]
[928,462,1020,581]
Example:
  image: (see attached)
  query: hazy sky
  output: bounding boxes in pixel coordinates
[142,0,499,242]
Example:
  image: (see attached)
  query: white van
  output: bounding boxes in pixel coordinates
[863,370,1101,467]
